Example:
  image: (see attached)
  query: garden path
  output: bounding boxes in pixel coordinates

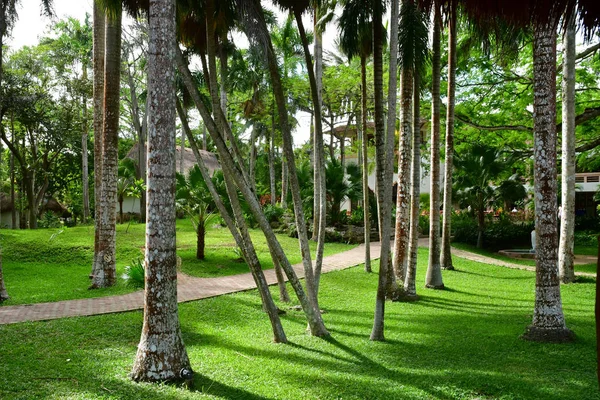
[0,240,595,325]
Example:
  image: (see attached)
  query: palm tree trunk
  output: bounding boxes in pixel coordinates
[269,121,277,206]
[558,14,576,284]
[177,99,287,342]
[197,222,205,260]
[9,114,16,229]
[82,66,90,223]
[405,72,424,296]
[91,0,105,280]
[91,5,120,289]
[281,155,288,208]
[361,56,371,273]
[249,126,258,193]
[440,0,457,271]
[176,43,328,336]
[131,0,192,381]
[522,18,573,343]
[294,9,327,295]
[426,4,444,288]
[370,0,394,341]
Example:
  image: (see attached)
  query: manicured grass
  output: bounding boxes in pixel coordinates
[0,220,356,306]
[0,249,596,399]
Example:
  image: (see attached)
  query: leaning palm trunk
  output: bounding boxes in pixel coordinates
[131,0,191,381]
[293,9,327,294]
[176,99,286,343]
[360,56,371,273]
[405,72,423,297]
[91,1,105,282]
[370,0,395,341]
[440,0,457,271]
[522,18,573,343]
[558,14,576,284]
[427,3,443,287]
[176,46,328,337]
[91,5,121,289]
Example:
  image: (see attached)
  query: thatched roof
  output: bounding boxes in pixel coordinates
[125,144,220,176]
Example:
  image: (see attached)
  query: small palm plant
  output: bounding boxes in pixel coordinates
[176,165,217,260]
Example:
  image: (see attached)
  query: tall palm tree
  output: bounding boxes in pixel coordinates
[425,2,444,288]
[91,1,121,289]
[339,0,374,273]
[440,0,457,271]
[558,13,576,284]
[131,0,192,382]
[369,0,392,341]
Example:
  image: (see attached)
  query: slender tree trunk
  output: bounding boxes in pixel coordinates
[393,59,412,284]
[131,0,192,382]
[522,19,573,343]
[406,71,425,296]
[370,0,395,341]
[91,2,105,281]
[23,170,37,229]
[10,114,16,229]
[294,9,327,294]
[269,123,277,206]
[82,66,90,223]
[91,5,121,288]
[361,56,371,273]
[440,1,457,271]
[427,4,443,287]
[281,155,288,208]
[178,20,328,335]
[197,223,205,260]
[139,99,148,223]
[119,199,124,225]
[558,14,576,284]
[249,126,257,193]
[177,98,287,342]
[180,118,185,175]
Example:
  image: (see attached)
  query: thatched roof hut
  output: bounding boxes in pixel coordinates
[125,144,220,176]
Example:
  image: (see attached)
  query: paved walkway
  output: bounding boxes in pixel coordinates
[0,239,595,325]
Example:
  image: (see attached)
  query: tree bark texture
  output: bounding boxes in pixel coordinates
[361,56,371,273]
[91,6,120,289]
[131,0,192,381]
[91,1,105,281]
[522,20,573,343]
[177,99,286,342]
[440,1,457,271]
[269,125,277,206]
[558,15,576,284]
[405,71,424,296]
[393,63,412,284]
[427,4,443,287]
[370,0,394,341]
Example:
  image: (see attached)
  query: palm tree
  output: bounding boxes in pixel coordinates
[176,97,287,342]
[131,0,192,382]
[339,0,374,273]
[558,13,576,284]
[440,0,457,271]
[425,2,444,289]
[91,1,121,289]
[116,176,131,224]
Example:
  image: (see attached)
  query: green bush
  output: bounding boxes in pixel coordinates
[574,231,599,246]
[38,212,62,229]
[575,216,600,231]
[123,258,145,289]
[348,207,364,226]
[452,212,534,251]
[263,204,285,223]
[419,214,430,235]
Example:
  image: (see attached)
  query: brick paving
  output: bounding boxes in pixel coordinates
[0,242,381,325]
[0,239,594,325]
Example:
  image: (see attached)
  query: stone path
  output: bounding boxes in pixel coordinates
[0,239,595,325]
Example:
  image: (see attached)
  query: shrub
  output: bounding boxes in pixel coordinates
[263,204,285,223]
[419,214,430,236]
[575,216,600,232]
[348,207,364,226]
[123,258,145,289]
[574,231,599,247]
[38,212,62,229]
[452,212,534,251]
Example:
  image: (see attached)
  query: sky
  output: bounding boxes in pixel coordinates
[5,0,346,147]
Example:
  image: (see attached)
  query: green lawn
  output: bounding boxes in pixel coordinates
[0,249,596,399]
[0,220,356,306]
